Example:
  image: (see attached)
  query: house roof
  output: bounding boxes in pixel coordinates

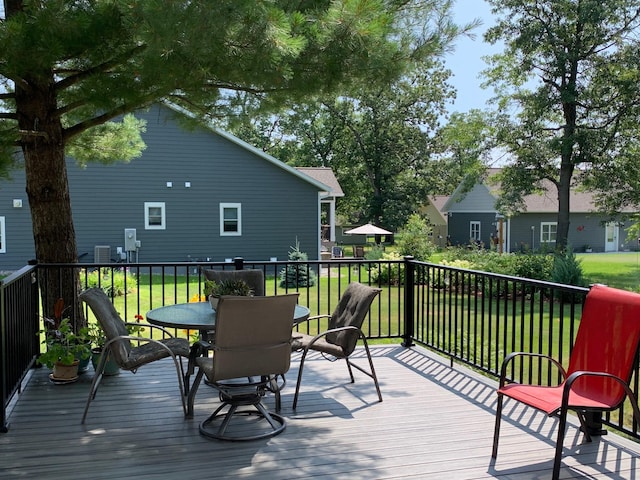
[295,167,344,197]
[429,195,449,214]
[162,103,334,194]
[445,168,634,214]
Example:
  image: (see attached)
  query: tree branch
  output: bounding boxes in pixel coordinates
[54,44,146,92]
[62,92,160,141]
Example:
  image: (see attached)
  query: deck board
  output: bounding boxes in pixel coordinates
[2,345,639,479]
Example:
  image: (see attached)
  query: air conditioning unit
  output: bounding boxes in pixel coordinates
[94,245,111,263]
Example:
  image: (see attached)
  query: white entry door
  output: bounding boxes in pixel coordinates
[605,223,619,252]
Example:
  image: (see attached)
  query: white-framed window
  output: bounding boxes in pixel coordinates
[0,216,5,253]
[220,203,241,236]
[144,202,166,230]
[540,222,557,243]
[470,221,481,241]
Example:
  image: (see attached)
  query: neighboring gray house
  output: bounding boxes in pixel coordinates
[443,169,636,253]
[0,103,334,271]
[420,195,449,248]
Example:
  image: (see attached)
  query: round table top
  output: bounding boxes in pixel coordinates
[146,301,310,331]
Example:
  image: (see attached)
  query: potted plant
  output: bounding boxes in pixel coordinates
[37,299,91,383]
[86,322,120,376]
[205,279,253,309]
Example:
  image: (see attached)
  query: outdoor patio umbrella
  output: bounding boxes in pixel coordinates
[344,223,393,235]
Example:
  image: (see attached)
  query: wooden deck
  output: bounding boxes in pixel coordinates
[2,345,640,479]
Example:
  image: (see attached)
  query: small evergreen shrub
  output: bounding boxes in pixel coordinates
[279,241,317,288]
[551,246,586,287]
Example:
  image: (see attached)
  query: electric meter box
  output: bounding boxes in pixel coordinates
[124,228,137,252]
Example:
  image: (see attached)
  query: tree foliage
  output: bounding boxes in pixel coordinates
[0,0,464,319]
[222,60,466,231]
[483,0,640,248]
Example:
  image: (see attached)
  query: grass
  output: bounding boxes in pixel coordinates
[577,252,640,291]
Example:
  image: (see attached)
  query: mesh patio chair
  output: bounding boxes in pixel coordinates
[79,288,190,423]
[202,268,265,296]
[492,284,640,480]
[186,293,299,441]
[291,282,382,409]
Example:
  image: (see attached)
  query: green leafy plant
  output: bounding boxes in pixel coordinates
[37,299,91,368]
[396,213,435,261]
[83,267,138,297]
[205,279,253,297]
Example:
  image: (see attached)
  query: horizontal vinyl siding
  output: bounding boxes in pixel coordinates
[69,104,319,264]
[0,104,320,270]
[0,173,36,270]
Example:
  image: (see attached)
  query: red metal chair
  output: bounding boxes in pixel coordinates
[492,284,640,480]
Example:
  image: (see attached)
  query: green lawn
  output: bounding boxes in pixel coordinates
[578,252,640,291]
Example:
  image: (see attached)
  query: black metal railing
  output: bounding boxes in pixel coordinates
[1,256,639,441]
[0,265,40,432]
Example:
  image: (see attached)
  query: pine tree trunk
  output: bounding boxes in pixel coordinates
[15,73,84,328]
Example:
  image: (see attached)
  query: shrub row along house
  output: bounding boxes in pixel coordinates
[438,169,636,253]
[0,104,342,271]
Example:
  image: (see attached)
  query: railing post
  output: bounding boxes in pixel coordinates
[233,257,244,270]
[402,256,415,347]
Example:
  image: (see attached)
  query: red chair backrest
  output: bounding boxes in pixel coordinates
[567,284,640,406]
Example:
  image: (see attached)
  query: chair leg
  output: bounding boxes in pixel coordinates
[81,349,110,424]
[186,369,205,418]
[346,336,382,402]
[491,394,504,458]
[361,339,382,402]
[168,354,188,416]
[345,358,355,383]
[552,406,569,480]
[292,348,310,410]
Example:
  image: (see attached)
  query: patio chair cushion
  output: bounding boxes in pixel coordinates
[290,333,345,358]
[81,289,132,365]
[122,337,191,371]
[325,282,382,356]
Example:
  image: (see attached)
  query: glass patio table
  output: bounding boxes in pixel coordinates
[146,301,310,335]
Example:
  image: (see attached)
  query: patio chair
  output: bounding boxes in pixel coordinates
[186,293,299,441]
[291,282,383,409]
[79,288,190,423]
[331,246,344,259]
[202,268,265,296]
[491,284,640,480]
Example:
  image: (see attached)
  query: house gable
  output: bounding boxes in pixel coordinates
[0,104,327,269]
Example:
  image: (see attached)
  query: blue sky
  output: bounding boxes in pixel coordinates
[445,0,501,114]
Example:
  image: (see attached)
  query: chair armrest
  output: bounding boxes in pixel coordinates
[295,314,330,325]
[124,321,176,339]
[563,370,632,406]
[499,351,567,388]
[187,340,211,375]
[102,334,183,361]
[293,314,331,331]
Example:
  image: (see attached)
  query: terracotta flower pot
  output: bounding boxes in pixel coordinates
[52,360,80,382]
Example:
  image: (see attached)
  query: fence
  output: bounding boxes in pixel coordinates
[0,265,40,432]
[1,257,638,441]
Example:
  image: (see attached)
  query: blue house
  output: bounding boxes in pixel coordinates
[443,169,636,253]
[0,104,334,271]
